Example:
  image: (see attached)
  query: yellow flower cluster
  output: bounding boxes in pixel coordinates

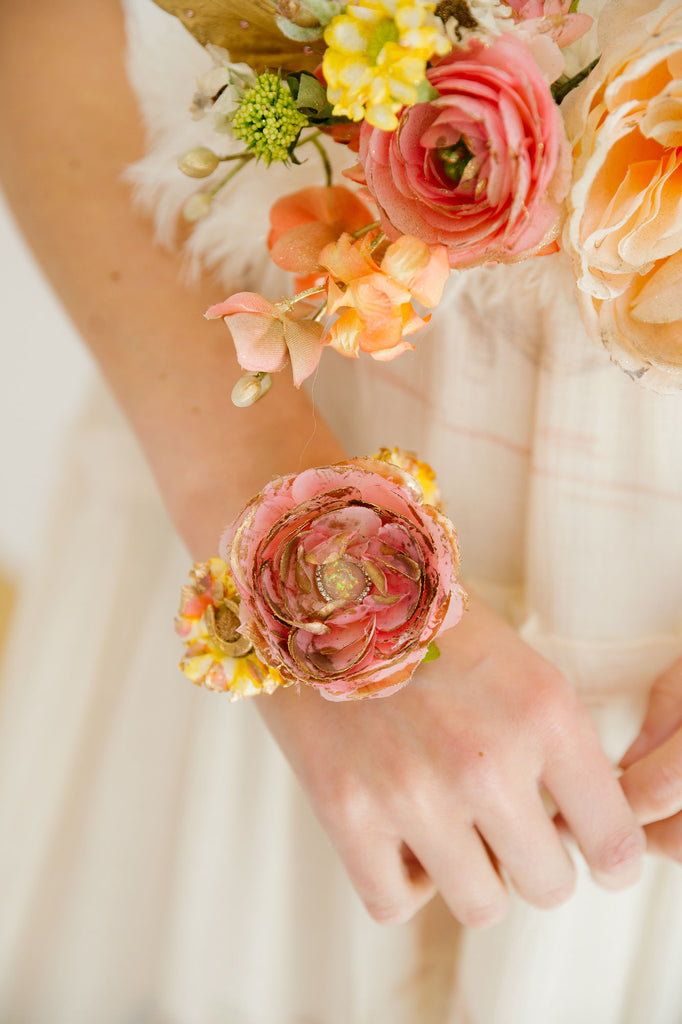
[323,0,451,131]
[373,446,442,508]
[176,558,285,700]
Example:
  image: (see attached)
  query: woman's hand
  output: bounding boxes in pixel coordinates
[619,654,682,862]
[258,595,645,927]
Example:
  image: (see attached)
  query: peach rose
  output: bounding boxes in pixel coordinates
[352,35,571,268]
[563,0,682,390]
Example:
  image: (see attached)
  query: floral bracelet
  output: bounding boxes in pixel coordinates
[176,448,467,701]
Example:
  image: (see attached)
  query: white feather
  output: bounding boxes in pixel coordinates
[121,0,355,296]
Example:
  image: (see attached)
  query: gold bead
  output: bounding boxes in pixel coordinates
[231,372,273,408]
[178,146,221,178]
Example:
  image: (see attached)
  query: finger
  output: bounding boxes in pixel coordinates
[545,726,645,890]
[620,728,682,825]
[476,789,576,910]
[335,828,436,925]
[409,823,509,929]
[621,659,682,769]
[644,811,682,863]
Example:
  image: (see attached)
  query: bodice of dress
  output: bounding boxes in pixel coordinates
[122,0,682,732]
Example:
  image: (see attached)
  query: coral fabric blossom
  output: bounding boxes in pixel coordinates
[222,459,466,700]
[353,34,571,268]
[205,293,325,387]
[267,185,374,277]
[320,232,450,359]
[563,0,682,390]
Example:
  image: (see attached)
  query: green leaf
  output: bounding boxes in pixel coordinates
[296,72,329,114]
[415,79,440,104]
[569,0,580,12]
[422,641,441,663]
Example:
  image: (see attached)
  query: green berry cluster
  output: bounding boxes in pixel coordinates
[232,72,308,164]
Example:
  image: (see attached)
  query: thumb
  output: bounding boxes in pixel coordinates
[620,659,682,770]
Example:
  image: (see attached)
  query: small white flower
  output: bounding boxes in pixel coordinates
[190,46,257,131]
[438,0,512,46]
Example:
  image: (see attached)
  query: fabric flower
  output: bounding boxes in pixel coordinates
[437,0,512,45]
[222,458,466,699]
[320,231,450,358]
[232,71,308,163]
[506,0,593,49]
[267,185,374,276]
[190,46,257,129]
[373,446,442,507]
[353,35,571,267]
[563,0,682,390]
[206,293,325,387]
[176,559,285,699]
[323,0,451,131]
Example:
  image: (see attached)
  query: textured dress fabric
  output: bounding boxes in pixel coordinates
[1,1,682,1022]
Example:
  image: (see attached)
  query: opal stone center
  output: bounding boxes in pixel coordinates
[316,558,370,604]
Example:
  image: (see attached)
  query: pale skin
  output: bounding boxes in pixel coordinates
[2,0,681,930]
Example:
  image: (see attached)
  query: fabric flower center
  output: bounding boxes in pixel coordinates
[437,138,475,186]
[315,557,371,603]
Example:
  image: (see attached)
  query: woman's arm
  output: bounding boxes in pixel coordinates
[0,0,646,927]
[0,0,345,557]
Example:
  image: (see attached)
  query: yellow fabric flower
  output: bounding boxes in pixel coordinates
[323,0,451,131]
[176,558,286,700]
[372,447,442,508]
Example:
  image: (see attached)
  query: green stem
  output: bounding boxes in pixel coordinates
[289,284,327,305]
[296,130,333,187]
[370,230,386,253]
[217,151,256,162]
[209,155,254,196]
[352,221,381,240]
[551,56,600,104]
[309,135,333,188]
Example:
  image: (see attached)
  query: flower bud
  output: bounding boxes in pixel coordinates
[231,372,273,408]
[182,192,213,222]
[178,146,221,178]
[276,0,320,28]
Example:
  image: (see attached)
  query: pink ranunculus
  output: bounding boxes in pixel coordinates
[222,458,466,700]
[353,35,571,268]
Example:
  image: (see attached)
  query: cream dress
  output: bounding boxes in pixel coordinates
[1,2,682,1022]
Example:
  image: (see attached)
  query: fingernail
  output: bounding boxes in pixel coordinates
[619,732,649,770]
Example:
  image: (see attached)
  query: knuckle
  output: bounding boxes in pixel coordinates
[459,898,508,930]
[523,670,577,737]
[529,876,576,910]
[322,774,374,831]
[644,760,682,818]
[593,827,645,876]
[364,896,414,927]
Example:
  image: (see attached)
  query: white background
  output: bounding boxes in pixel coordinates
[0,190,93,574]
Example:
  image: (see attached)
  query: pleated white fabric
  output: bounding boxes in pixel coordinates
[2,1,682,1021]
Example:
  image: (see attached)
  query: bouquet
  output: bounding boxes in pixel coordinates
[157,0,682,395]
